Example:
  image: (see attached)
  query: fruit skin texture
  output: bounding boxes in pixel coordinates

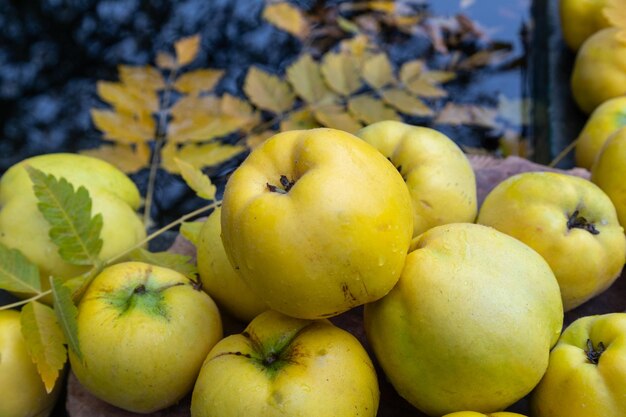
[364,223,563,417]
[443,413,527,417]
[477,171,626,311]
[559,0,612,51]
[575,96,626,169]
[591,127,626,229]
[191,309,379,417]
[356,120,477,237]
[220,128,413,319]
[0,309,62,417]
[0,153,146,292]
[196,207,267,322]
[531,313,626,417]
[571,28,626,114]
[69,262,223,413]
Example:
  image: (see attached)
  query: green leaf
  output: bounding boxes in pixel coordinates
[20,301,67,393]
[0,243,41,293]
[27,166,103,266]
[50,276,82,360]
[180,221,204,246]
[174,158,217,200]
[129,248,198,280]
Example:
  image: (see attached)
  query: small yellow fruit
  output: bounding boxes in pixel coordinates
[559,0,612,51]
[442,412,527,417]
[591,127,626,228]
[571,27,626,114]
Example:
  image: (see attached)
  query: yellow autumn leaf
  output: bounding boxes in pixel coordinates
[220,94,261,131]
[243,67,295,114]
[457,49,510,70]
[348,94,401,124]
[246,130,276,149]
[381,88,434,116]
[80,143,151,174]
[174,69,224,95]
[362,53,395,90]
[161,142,245,173]
[20,301,67,393]
[320,52,362,96]
[405,79,447,98]
[91,109,155,143]
[286,54,335,105]
[400,59,451,98]
[97,81,158,116]
[314,105,363,133]
[168,114,245,143]
[156,52,177,70]
[263,2,309,39]
[435,102,498,128]
[280,109,319,131]
[174,157,217,200]
[419,70,456,84]
[399,59,425,85]
[118,65,165,91]
[180,221,204,246]
[175,34,201,67]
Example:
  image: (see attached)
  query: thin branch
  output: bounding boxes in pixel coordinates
[549,138,579,168]
[0,290,51,310]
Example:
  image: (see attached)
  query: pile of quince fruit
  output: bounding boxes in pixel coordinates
[1,116,625,417]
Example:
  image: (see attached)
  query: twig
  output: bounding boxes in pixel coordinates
[0,290,51,310]
[549,138,579,168]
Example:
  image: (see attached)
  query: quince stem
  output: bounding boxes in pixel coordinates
[585,338,606,364]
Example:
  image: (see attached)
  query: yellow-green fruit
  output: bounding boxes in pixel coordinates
[357,120,477,237]
[575,96,626,169]
[0,188,146,291]
[364,223,563,416]
[571,28,626,114]
[592,127,626,228]
[443,412,527,417]
[531,313,626,417]
[0,310,62,417]
[0,153,141,209]
[559,0,612,51]
[191,310,379,417]
[477,172,626,311]
[69,262,223,413]
[196,207,267,322]
[221,128,413,319]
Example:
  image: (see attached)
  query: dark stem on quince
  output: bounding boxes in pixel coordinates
[567,210,599,235]
[267,175,295,194]
[585,338,606,364]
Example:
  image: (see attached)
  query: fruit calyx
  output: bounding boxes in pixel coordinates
[567,210,599,235]
[267,175,295,194]
[585,338,606,364]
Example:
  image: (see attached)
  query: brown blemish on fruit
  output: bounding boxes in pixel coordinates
[567,209,599,235]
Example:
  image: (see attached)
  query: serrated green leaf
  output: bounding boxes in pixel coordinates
[348,94,401,124]
[286,54,335,105]
[129,248,197,280]
[244,67,295,114]
[362,53,395,90]
[50,276,81,360]
[320,52,362,96]
[27,167,103,266]
[0,243,41,293]
[180,221,204,246]
[20,301,67,393]
[174,157,216,200]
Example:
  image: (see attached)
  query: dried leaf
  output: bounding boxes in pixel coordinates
[362,53,395,90]
[0,243,40,294]
[174,158,217,200]
[129,248,197,280]
[348,94,401,124]
[400,60,451,98]
[180,221,204,246]
[20,302,67,393]
[91,109,155,144]
[246,130,276,149]
[50,276,81,359]
[220,94,261,131]
[321,52,362,96]
[174,69,224,95]
[80,143,151,174]
[456,49,511,70]
[399,59,425,85]
[314,105,363,133]
[381,88,434,116]
[27,167,103,266]
[161,142,245,173]
[405,79,447,98]
[420,70,456,84]
[280,109,319,131]
[244,67,295,114]
[435,102,498,128]
[97,81,158,115]
[286,54,335,105]
[175,34,201,67]
[263,3,310,39]
[118,65,165,91]
[155,52,177,70]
